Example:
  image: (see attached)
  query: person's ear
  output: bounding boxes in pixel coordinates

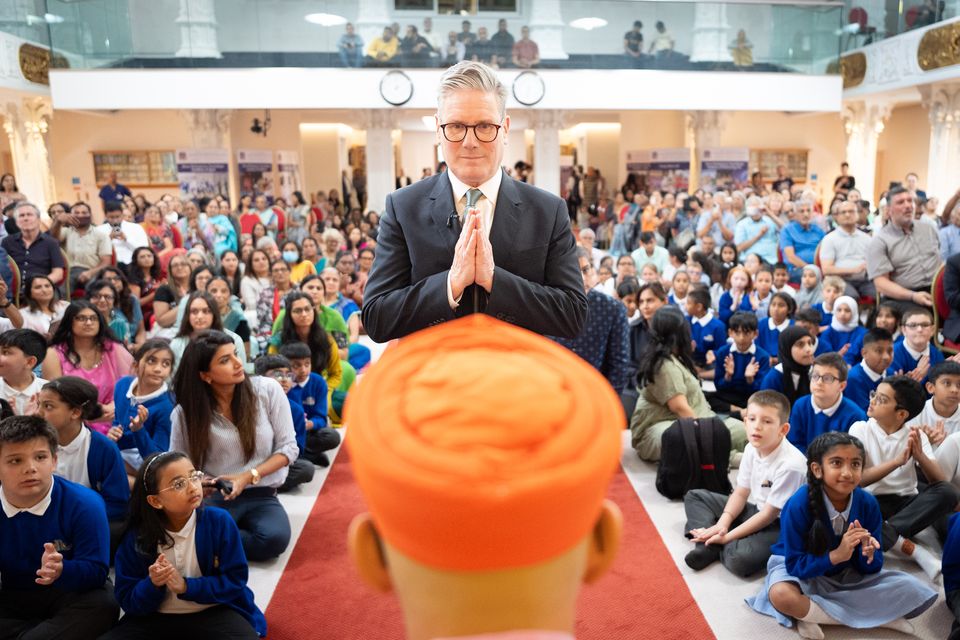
[583,499,623,584]
[146,494,164,510]
[926,381,936,395]
[780,421,791,438]
[348,513,393,593]
[502,114,511,139]
[810,462,823,479]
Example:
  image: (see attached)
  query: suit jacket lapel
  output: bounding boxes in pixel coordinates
[428,173,459,255]
[490,169,520,265]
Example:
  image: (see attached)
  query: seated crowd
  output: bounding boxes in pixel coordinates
[560,171,960,638]
[0,186,376,639]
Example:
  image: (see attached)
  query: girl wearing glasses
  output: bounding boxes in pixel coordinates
[108,451,266,638]
[42,301,133,435]
[170,331,299,562]
[169,292,246,378]
[87,279,134,347]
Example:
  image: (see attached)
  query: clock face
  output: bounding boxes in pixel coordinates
[380,70,414,106]
[512,70,545,106]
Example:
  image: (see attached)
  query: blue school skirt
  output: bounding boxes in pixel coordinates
[745,555,937,629]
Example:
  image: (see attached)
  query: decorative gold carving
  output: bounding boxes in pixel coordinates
[839,53,866,89]
[919,22,960,71]
[17,44,69,86]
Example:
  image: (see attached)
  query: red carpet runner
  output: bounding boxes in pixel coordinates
[265,449,715,639]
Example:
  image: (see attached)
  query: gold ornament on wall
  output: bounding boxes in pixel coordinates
[918,21,960,71]
[839,52,866,89]
[18,43,69,86]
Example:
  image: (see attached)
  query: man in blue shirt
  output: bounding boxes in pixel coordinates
[553,249,630,395]
[337,22,364,68]
[734,195,779,264]
[97,172,131,211]
[780,199,825,282]
[696,203,736,249]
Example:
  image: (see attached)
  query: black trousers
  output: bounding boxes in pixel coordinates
[98,605,257,639]
[0,583,118,640]
[304,427,341,465]
[948,589,960,640]
[278,457,315,493]
[705,387,751,415]
[683,489,781,577]
[875,482,960,551]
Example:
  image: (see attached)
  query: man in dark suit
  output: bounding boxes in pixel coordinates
[363,61,586,342]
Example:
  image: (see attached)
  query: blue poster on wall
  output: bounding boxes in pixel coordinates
[625,148,690,193]
[700,147,750,193]
[237,149,274,202]
[176,149,229,200]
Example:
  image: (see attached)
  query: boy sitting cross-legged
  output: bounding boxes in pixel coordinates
[684,390,806,577]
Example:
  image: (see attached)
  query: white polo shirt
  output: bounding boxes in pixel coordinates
[158,511,214,615]
[935,433,960,489]
[0,374,46,416]
[906,398,960,444]
[736,438,807,510]
[56,426,91,489]
[849,418,933,497]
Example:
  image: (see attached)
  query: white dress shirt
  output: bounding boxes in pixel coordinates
[96,221,149,264]
[56,426,92,489]
[158,511,215,615]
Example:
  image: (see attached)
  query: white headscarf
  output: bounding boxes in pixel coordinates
[831,295,859,332]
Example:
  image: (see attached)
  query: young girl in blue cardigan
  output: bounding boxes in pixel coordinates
[747,431,937,638]
[105,451,266,639]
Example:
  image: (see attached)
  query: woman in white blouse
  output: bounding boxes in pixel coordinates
[170,329,298,561]
[19,274,69,339]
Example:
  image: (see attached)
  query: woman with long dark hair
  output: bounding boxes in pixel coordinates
[128,246,165,329]
[253,260,295,352]
[206,276,250,360]
[218,249,242,297]
[169,291,246,376]
[97,266,146,346]
[169,330,298,561]
[269,292,338,383]
[18,274,68,338]
[630,306,745,462]
[41,300,133,435]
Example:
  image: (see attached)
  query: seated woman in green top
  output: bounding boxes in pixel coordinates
[630,306,746,463]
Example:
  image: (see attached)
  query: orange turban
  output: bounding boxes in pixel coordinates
[345,315,624,572]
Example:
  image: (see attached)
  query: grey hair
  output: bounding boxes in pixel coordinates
[575,246,591,262]
[745,195,762,208]
[12,201,40,216]
[437,61,508,121]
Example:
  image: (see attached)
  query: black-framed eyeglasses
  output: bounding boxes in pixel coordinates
[439,122,502,143]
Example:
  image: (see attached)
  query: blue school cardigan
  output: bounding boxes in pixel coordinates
[775,484,883,580]
[821,326,867,365]
[886,341,945,384]
[718,291,753,325]
[787,395,867,453]
[812,302,833,328]
[0,477,109,591]
[757,319,793,360]
[114,506,267,637]
[844,363,882,411]
[690,315,727,362]
[114,376,176,459]
[943,513,960,594]
[84,428,131,521]
[286,373,329,430]
[713,343,771,395]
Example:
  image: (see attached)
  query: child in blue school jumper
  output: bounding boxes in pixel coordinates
[845,329,895,410]
[686,286,727,379]
[280,341,341,467]
[746,431,937,638]
[887,307,946,385]
[718,266,754,325]
[38,376,130,544]
[757,292,796,365]
[708,312,770,415]
[253,355,315,492]
[668,269,691,313]
[812,276,845,332]
[760,326,815,405]
[751,265,775,321]
[788,353,867,453]
[0,415,119,638]
[820,296,866,366]
[795,308,831,357]
[107,451,265,639]
[110,339,177,473]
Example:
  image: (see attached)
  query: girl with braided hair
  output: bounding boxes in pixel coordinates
[747,431,937,639]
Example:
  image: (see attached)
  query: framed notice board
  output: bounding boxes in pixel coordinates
[92,150,177,187]
[750,149,809,183]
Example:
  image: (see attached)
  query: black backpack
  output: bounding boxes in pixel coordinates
[656,417,733,500]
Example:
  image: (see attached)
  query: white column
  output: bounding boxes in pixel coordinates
[689,3,732,63]
[685,110,728,189]
[356,0,391,49]
[2,97,54,213]
[530,110,564,196]
[921,83,960,205]
[362,110,396,215]
[842,100,891,206]
[175,0,221,59]
[527,0,568,60]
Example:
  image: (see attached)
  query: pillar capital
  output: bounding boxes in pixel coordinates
[920,82,960,128]
[842,99,892,205]
[179,109,232,148]
[528,109,567,131]
[1,96,54,212]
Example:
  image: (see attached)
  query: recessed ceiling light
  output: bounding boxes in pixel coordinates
[305,13,347,27]
[570,17,607,31]
[44,13,65,24]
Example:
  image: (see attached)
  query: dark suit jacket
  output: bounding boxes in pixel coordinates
[944,252,960,342]
[362,170,587,341]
